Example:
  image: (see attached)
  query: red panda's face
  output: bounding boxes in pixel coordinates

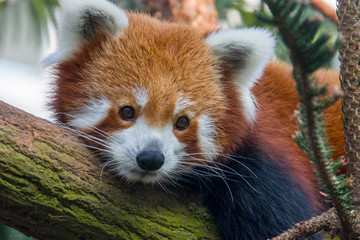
[45,0,275,183]
[52,16,228,183]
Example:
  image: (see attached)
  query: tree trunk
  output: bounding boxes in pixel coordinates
[337,0,360,238]
[0,101,218,240]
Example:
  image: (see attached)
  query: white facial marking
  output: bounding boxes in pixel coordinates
[240,87,258,123]
[108,117,185,183]
[198,114,218,159]
[69,98,110,129]
[174,97,190,116]
[133,88,148,108]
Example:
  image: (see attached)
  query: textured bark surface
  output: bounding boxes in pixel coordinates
[337,0,360,238]
[141,0,218,33]
[0,101,218,240]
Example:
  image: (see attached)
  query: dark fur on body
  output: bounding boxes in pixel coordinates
[190,140,322,240]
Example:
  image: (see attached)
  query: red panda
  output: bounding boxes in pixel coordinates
[44,0,344,239]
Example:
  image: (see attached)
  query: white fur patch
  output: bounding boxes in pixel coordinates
[174,96,190,116]
[108,117,185,183]
[133,88,148,108]
[43,0,128,67]
[205,28,275,122]
[198,114,218,159]
[69,98,110,129]
[239,87,257,124]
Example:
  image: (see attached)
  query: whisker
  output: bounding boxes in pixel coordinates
[55,112,115,140]
[178,163,245,182]
[207,166,234,204]
[184,153,258,178]
[55,122,110,145]
[175,158,234,203]
[100,160,117,182]
[180,156,256,179]
[179,157,263,195]
[63,126,111,146]
[59,137,113,154]
[53,119,124,154]
[156,179,169,193]
[161,171,183,187]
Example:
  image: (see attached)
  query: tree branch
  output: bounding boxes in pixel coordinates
[0,101,218,240]
[141,0,218,33]
[269,208,341,240]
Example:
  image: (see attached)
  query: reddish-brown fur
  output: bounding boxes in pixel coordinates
[251,62,344,209]
[53,14,228,153]
[314,69,344,162]
[51,12,344,211]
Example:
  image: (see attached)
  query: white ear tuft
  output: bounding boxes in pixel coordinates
[205,28,275,122]
[42,0,128,67]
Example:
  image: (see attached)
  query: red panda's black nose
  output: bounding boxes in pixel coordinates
[136,150,165,171]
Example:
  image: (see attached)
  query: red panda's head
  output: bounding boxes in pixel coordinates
[44,0,275,183]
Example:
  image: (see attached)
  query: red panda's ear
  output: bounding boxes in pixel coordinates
[205,28,275,122]
[42,0,128,67]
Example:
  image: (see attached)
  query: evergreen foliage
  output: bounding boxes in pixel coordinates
[258,0,354,236]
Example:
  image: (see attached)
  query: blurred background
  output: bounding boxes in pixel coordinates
[0,0,336,239]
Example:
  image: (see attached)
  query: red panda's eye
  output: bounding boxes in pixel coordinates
[175,116,190,130]
[119,106,135,121]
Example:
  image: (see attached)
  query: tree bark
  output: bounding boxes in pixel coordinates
[141,0,218,34]
[337,0,360,238]
[0,101,218,240]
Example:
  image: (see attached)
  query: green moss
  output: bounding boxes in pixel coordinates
[0,125,218,239]
[0,177,21,194]
[0,130,16,145]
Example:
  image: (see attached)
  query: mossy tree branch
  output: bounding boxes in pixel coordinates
[0,101,218,240]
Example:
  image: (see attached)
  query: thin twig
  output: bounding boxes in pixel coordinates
[269,208,340,240]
